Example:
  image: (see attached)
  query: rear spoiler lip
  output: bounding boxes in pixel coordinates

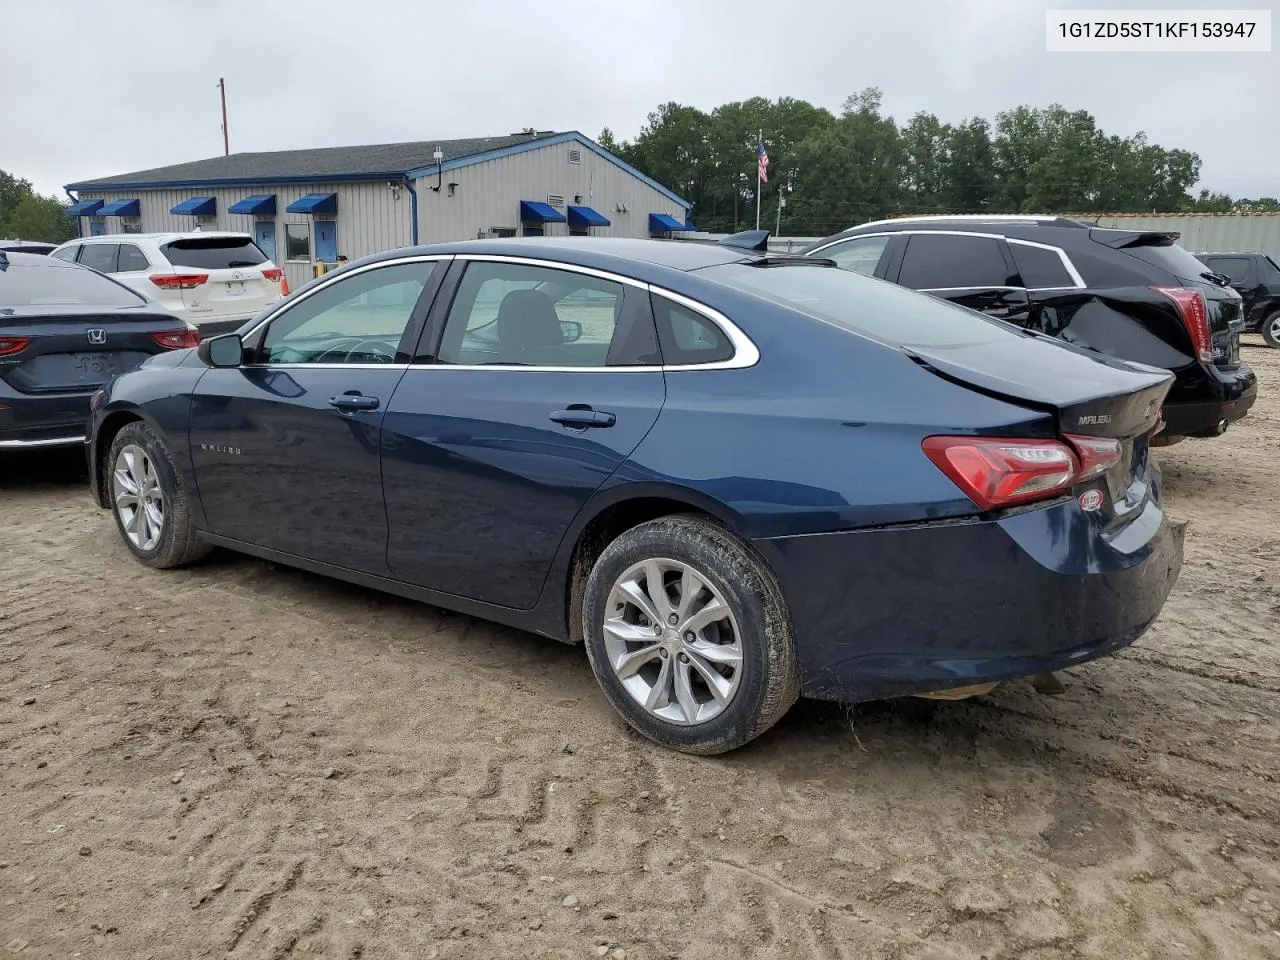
[1090,227,1181,249]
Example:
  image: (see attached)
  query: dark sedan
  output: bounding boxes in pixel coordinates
[86,238,1185,754]
[0,251,199,449]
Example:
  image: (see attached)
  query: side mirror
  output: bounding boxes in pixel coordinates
[560,320,582,343]
[198,333,245,368]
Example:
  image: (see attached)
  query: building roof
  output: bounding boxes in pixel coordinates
[66,131,690,210]
[68,133,567,189]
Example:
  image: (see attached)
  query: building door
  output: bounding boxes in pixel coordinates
[314,220,338,265]
[254,221,277,262]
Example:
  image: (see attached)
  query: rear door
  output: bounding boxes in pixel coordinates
[381,257,666,608]
[892,232,1031,325]
[160,235,280,323]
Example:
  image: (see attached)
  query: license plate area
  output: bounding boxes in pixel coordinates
[224,281,245,296]
[8,351,149,392]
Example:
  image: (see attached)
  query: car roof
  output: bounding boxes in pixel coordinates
[368,236,760,273]
[60,231,254,244]
[0,250,91,269]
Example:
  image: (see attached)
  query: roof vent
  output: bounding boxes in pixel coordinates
[547,194,565,207]
[568,148,583,164]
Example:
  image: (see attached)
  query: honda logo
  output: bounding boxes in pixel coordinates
[86,329,107,345]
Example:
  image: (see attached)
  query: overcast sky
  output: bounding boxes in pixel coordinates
[2,0,1275,200]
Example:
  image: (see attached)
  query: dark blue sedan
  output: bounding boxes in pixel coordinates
[86,237,1185,754]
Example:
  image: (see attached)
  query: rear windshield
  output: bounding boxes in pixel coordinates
[703,263,1025,348]
[0,260,146,307]
[1120,242,1213,283]
[162,236,268,269]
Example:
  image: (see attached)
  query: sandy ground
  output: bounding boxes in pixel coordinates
[1,342,1278,960]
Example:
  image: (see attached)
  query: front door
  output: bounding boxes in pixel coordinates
[189,258,444,572]
[382,258,666,608]
[254,221,277,263]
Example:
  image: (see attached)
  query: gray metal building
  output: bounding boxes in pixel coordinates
[65,131,693,291]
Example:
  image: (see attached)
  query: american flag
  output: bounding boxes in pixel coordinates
[756,143,769,183]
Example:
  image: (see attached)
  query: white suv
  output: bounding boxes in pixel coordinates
[50,232,286,332]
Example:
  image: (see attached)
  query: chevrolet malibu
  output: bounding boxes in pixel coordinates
[86,237,1185,754]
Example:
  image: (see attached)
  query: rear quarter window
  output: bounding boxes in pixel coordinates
[706,263,1025,349]
[163,237,268,269]
[1119,242,1213,284]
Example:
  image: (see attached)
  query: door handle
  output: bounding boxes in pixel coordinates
[550,407,616,429]
[328,394,380,412]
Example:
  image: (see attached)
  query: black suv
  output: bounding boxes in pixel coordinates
[1193,251,1280,348]
[801,216,1258,443]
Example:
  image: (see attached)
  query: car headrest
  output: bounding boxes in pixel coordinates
[496,289,563,353]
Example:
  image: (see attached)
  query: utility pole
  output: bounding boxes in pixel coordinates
[218,78,230,156]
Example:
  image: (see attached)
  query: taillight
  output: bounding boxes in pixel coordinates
[262,268,283,281]
[150,329,201,350]
[1153,286,1212,362]
[1064,434,1122,481]
[0,336,31,357]
[923,436,1079,511]
[149,273,209,290]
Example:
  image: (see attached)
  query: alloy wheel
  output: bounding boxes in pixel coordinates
[602,558,744,725]
[112,444,164,551]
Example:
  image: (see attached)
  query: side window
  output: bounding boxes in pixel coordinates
[77,244,120,274]
[897,234,1015,290]
[115,243,151,273]
[1009,242,1076,288]
[1203,257,1252,284]
[437,261,626,367]
[258,261,436,364]
[51,245,80,263]
[652,296,734,365]
[820,235,890,277]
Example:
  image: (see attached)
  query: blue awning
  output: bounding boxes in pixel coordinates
[171,196,217,216]
[566,205,610,228]
[519,200,567,224]
[65,199,104,218]
[649,213,689,233]
[99,199,140,217]
[286,193,337,215]
[228,194,276,216]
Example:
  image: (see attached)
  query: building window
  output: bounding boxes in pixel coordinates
[568,149,583,165]
[488,227,517,238]
[284,223,311,262]
[121,219,142,234]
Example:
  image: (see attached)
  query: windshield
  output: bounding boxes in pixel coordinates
[703,263,1026,349]
[0,259,146,308]
[163,237,268,269]
[1123,242,1217,283]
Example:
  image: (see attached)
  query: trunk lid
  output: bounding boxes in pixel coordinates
[0,307,187,393]
[160,236,280,321]
[908,334,1173,529]
[1092,228,1243,368]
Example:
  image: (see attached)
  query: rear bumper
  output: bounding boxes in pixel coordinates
[757,490,1185,703]
[1163,366,1258,437]
[0,382,92,447]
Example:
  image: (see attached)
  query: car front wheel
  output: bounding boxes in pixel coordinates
[582,515,799,755]
[107,420,211,569]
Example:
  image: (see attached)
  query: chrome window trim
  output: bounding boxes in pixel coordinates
[232,252,759,374]
[0,436,85,448]
[919,285,1024,293]
[1005,237,1087,289]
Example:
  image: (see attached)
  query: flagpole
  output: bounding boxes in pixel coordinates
[755,129,762,231]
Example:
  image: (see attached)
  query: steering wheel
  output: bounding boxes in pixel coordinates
[314,338,398,364]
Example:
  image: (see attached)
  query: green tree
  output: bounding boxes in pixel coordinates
[940,118,997,214]
[900,112,952,212]
[5,192,75,243]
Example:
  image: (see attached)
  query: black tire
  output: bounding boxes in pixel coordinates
[581,515,799,755]
[106,420,212,569]
[1262,311,1280,349]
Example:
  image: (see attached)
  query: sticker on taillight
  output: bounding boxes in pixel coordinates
[1078,489,1104,512]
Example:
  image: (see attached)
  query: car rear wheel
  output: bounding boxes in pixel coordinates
[1262,310,1280,349]
[108,421,211,569]
[582,515,799,755]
